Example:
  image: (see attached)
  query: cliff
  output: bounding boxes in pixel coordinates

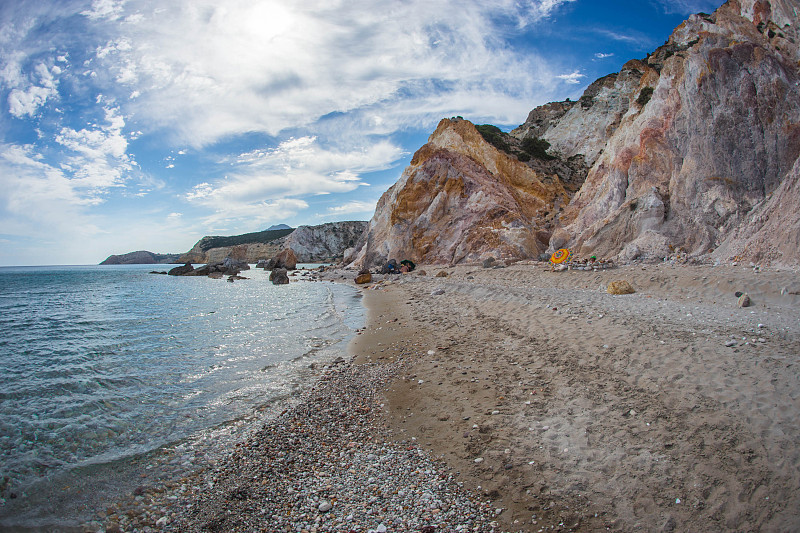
[557,0,800,266]
[346,118,573,266]
[284,221,367,262]
[100,251,181,265]
[180,221,367,264]
[351,0,800,268]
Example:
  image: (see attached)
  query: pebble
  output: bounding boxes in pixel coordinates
[102,360,499,532]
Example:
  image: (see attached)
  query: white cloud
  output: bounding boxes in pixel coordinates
[325,200,378,216]
[54,106,134,195]
[594,52,614,59]
[7,63,61,118]
[0,144,102,242]
[80,0,573,146]
[556,71,585,84]
[187,136,404,218]
[82,0,127,21]
[650,0,723,15]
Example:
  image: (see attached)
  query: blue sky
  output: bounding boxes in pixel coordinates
[0,0,724,265]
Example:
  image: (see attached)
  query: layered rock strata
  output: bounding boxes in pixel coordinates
[346,118,573,267]
[558,0,800,265]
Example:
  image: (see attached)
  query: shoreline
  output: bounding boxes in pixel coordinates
[91,261,800,531]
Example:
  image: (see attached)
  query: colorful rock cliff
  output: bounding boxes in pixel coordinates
[350,0,800,268]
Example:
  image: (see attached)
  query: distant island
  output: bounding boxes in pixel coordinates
[99,250,182,265]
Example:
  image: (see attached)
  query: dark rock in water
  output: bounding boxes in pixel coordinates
[222,257,250,275]
[193,264,212,276]
[209,271,223,279]
[149,271,167,275]
[270,268,290,285]
[168,263,195,276]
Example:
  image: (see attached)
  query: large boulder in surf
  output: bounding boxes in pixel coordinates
[269,249,298,270]
[270,268,290,285]
[168,263,195,276]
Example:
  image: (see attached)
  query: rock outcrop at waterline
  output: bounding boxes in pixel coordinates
[179,221,367,264]
[349,0,800,268]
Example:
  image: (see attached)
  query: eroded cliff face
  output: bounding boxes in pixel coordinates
[559,0,800,265]
[347,119,571,267]
[180,221,367,264]
[283,221,367,262]
[351,0,799,268]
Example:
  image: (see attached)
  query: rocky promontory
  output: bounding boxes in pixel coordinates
[178,221,367,265]
[100,250,181,265]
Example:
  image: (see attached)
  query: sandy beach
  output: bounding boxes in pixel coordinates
[98,261,800,532]
[347,261,800,532]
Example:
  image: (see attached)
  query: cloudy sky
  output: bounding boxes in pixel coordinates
[0,0,724,265]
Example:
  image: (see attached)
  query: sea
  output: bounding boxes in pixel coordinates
[0,264,364,531]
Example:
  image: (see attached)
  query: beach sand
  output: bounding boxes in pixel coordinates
[101,262,800,532]
[349,262,800,531]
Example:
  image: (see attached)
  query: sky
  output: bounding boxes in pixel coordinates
[0,0,725,265]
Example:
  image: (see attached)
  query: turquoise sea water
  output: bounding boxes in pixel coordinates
[0,264,363,530]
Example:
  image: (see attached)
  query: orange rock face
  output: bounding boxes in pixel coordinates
[347,119,571,267]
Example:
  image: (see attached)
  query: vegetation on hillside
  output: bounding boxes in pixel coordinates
[200,228,294,251]
[636,86,654,106]
[476,124,556,161]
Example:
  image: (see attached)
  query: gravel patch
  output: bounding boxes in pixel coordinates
[96,358,499,532]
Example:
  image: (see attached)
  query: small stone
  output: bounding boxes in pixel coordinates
[435,270,449,278]
[318,500,333,512]
[737,293,751,307]
[355,273,372,284]
[431,288,445,296]
[474,457,484,463]
[156,516,168,527]
[725,340,737,347]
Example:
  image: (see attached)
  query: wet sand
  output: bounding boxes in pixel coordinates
[348,262,800,531]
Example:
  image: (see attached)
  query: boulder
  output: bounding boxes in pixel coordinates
[168,263,195,276]
[270,268,290,285]
[271,249,298,270]
[222,257,250,275]
[482,257,496,268]
[607,280,635,295]
[737,293,751,308]
[355,273,372,284]
[435,270,449,278]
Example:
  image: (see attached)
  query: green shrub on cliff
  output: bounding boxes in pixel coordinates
[475,124,511,152]
[637,86,654,106]
[521,136,556,161]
